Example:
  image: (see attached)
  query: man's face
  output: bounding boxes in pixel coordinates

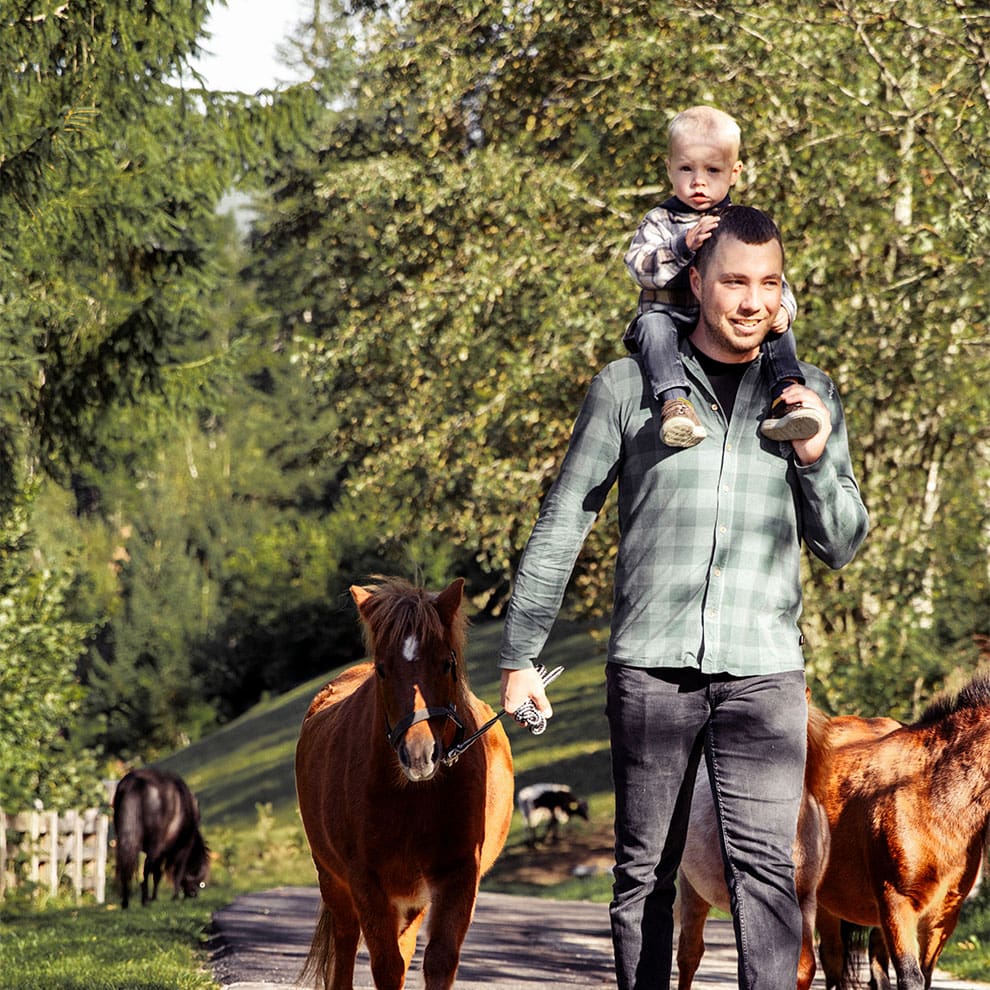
[688,235,783,363]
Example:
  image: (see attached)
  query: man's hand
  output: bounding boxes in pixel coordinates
[779,383,832,466]
[685,214,720,252]
[501,667,553,719]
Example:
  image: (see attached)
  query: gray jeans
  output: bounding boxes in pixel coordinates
[605,664,807,990]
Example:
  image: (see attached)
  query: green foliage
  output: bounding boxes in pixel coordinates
[0,2,328,765]
[0,499,99,809]
[247,0,990,717]
[7,0,990,764]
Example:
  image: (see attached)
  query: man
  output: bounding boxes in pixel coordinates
[499,206,869,989]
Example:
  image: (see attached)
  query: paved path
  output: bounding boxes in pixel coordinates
[208,886,988,989]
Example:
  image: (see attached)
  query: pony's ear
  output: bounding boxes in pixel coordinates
[351,585,373,610]
[434,577,465,626]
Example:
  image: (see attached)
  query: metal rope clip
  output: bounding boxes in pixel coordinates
[511,664,564,736]
[440,663,565,766]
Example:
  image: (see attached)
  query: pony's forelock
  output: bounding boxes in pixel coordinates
[357,577,468,676]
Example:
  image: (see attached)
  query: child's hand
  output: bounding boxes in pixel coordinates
[770,306,791,335]
[686,214,720,252]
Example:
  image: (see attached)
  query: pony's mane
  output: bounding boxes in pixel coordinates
[358,577,469,671]
[914,671,990,728]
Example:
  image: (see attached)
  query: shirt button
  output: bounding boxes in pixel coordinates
[713,567,722,576]
[710,403,719,411]
[726,443,733,451]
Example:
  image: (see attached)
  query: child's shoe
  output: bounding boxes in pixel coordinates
[661,398,706,448]
[760,399,825,441]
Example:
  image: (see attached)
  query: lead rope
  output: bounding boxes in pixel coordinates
[441,664,564,767]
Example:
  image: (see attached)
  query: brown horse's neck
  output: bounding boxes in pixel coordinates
[927,716,990,825]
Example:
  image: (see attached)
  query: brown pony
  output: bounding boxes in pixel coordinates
[675,702,833,990]
[675,705,903,990]
[812,715,902,989]
[815,674,990,990]
[112,767,210,909]
[294,577,514,990]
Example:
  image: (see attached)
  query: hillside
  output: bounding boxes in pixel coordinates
[160,615,617,896]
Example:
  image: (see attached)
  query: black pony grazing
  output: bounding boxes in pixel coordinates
[112,767,210,909]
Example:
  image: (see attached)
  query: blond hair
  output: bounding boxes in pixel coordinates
[668,106,742,160]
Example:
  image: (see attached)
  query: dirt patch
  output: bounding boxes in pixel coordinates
[485,821,615,888]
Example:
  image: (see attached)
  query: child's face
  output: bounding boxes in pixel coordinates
[666,140,743,211]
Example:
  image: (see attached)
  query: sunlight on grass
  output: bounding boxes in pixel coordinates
[0,894,224,990]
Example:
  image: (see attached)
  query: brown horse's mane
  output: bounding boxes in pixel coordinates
[913,671,990,728]
[357,576,470,682]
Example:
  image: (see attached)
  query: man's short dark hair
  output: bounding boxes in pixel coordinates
[693,205,784,278]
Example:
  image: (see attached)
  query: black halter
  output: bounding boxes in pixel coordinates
[382,649,466,754]
[385,704,465,751]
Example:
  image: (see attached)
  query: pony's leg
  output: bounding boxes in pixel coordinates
[795,894,818,990]
[170,847,190,899]
[815,906,845,989]
[674,874,710,990]
[150,857,164,902]
[918,897,964,989]
[141,856,156,906]
[421,871,480,990]
[355,887,410,990]
[311,873,361,990]
[397,907,427,973]
[868,927,892,990]
[879,898,925,990]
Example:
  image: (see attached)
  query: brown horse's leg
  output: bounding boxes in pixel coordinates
[398,907,427,973]
[675,874,711,990]
[879,896,925,990]
[421,871,480,990]
[868,927,892,990]
[919,897,964,989]
[796,898,818,990]
[357,888,411,990]
[312,874,361,990]
[142,855,162,906]
[815,906,845,989]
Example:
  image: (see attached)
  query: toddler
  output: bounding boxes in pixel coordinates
[624,105,824,447]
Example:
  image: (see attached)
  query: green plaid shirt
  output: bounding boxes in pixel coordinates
[499,344,869,676]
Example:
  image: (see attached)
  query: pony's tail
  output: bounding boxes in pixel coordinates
[299,904,335,989]
[805,703,833,802]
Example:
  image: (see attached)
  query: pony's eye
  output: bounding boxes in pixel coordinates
[375,663,386,679]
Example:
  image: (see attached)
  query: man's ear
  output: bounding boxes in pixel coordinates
[689,265,702,301]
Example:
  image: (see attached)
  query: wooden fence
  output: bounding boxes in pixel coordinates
[0,807,109,903]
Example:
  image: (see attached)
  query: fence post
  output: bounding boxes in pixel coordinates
[95,813,108,905]
[71,811,84,898]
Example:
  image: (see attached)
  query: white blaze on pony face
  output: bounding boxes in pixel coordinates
[402,634,418,662]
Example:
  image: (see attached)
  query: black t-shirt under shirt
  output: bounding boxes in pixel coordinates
[690,342,757,422]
